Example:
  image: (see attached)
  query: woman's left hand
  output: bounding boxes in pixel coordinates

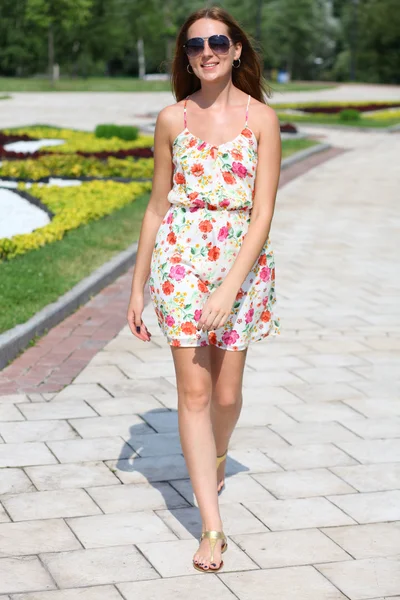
[196,285,238,331]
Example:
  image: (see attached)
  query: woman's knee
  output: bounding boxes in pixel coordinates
[213,391,242,410]
[178,386,210,412]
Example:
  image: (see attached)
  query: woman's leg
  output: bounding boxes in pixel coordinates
[171,345,225,570]
[210,346,247,493]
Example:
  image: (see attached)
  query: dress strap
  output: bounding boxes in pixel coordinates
[183,95,189,128]
[245,94,251,127]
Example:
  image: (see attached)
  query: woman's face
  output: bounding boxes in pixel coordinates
[185,18,241,82]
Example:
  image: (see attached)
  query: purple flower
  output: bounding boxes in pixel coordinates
[222,329,240,346]
[218,226,229,242]
[166,315,175,327]
[232,161,247,178]
[245,308,254,324]
[194,309,202,322]
[169,265,186,281]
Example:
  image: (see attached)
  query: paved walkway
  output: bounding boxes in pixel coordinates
[1,83,399,129]
[0,128,399,598]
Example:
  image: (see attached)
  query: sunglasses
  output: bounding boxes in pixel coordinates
[183,35,233,57]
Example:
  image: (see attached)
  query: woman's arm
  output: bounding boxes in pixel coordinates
[197,106,281,332]
[127,107,175,340]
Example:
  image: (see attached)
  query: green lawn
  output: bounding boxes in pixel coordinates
[0,193,149,333]
[0,76,336,93]
[276,112,400,128]
[282,138,319,158]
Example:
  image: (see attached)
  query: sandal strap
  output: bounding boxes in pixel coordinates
[199,530,227,563]
[216,449,228,469]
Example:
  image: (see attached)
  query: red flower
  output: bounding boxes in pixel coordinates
[261,310,271,322]
[231,149,243,161]
[209,331,217,345]
[171,339,181,346]
[258,254,267,266]
[181,321,197,335]
[174,172,185,184]
[170,253,182,264]
[222,171,235,185]
[207,246,220,261]
[167,231,177,245]
[191,163,204,177]
[198,280,209,293]
[162,281,174,295]
[199,220,213,233]
[241,128,253,138]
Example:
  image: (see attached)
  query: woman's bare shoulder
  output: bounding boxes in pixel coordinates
[155,100,186,143]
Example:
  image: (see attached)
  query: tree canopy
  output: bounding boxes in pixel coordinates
[0,0,398,83]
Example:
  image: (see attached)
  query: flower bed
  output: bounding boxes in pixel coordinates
[0,154,154,180]
[4,127,154,153]
[274,100,400,114]
[0,180,151,260]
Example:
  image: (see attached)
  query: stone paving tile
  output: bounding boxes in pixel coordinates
[48,436,134,463]
[336,439,400,464]
[331,463,400,492]
[171,474,275,506]
[229,426,289,449]
[0,395,28,404]
[0,420,78,443]
[0,519,81,556]
[269,422,360,445]
[10,586,124,599]
[68,414,153,438]
[343,398,400,419]
[40,545,159,587]
[279,401,362,422]
[0,506,10,522]
[85,394,165,416]
[339,417,400,439]
[73,365,129,384]
[321,522,400,559]
[66,510,177,547]
[0,443,57,467]
[317,557,400,599]
[252,468,356,499]
[136,538,257,577]
[117,576,238,600]
[52,384,111,401]
[86,481,190,512]
[284,382,365,403]
[122,431,182,457]
[263,443,358,470]
[18,400,97,420]
[0,405,24,421]
[106,454,188,483]
[290,366,362,385]
[243,497,355,530]
[0,469,35,496]
[0,556,55,594]
[231,528,351,568]
[327,490,400,523]
[156,503,270,539]
[103,378,176,397]
[219,565,347,600]
[2,489,101,521]
[236,405,296,427]
[25,461,120,491]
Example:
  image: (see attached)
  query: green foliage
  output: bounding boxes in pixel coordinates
[339,109,361,122]
[95,124,139,140]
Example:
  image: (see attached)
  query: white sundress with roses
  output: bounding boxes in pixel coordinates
[149,93,281,351]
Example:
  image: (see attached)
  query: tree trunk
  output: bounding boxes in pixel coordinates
[137,38,146,78]
[48,24,55,85]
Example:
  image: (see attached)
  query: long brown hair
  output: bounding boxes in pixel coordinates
[170,6,271,103]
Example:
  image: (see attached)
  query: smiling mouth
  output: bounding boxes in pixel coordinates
[201,63,219,69]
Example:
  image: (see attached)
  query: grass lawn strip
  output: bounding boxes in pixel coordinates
[0,77,336,93]
[277,112,400,128]
[0,194,149,334]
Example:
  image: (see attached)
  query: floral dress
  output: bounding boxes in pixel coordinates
[149,94,281,351]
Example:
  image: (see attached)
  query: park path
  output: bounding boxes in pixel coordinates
[0,127,399,598]
[1,83,399,129]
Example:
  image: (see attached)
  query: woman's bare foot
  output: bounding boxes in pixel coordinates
[193,530,225,570]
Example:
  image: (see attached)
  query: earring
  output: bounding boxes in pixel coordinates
[187,64,194,74]
[233,58,241,68]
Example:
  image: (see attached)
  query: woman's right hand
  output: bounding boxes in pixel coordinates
[127,292,151,342]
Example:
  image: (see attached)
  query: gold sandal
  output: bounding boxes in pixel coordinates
[216,449,228,495]
[193,530,228,572]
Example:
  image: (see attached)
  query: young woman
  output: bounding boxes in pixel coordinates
[127,5,281,573]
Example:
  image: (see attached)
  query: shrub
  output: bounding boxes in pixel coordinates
[95,124,139,141]
[0,180,152,260]
[339,109,361,122]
